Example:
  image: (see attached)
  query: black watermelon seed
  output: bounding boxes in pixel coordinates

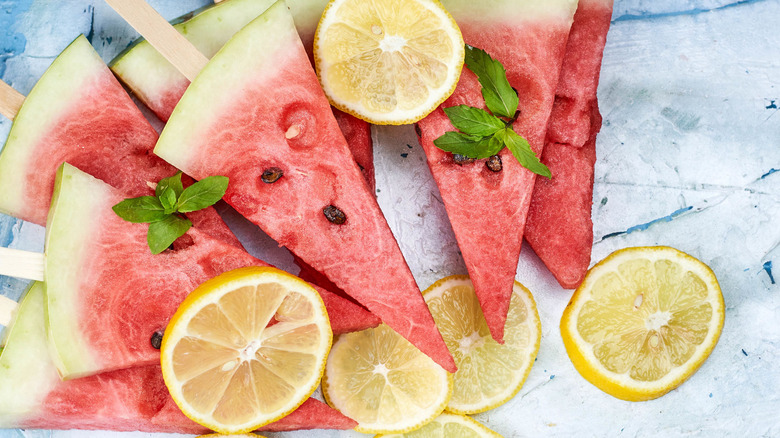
[486,155,503,172]
[323,205,346,225]
[150,330,164,349]
[453,154,475,165]
[261,167,284,184]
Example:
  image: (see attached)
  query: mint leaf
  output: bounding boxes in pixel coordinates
[112,196,167,223]
[147,215,192,254]
[155,172,184,199]
[499,129,551,178]
[443,105,506,137]
[464,45,518,119]
[434,131,504,159]
[160,187,177,215]
[176,175,229,213]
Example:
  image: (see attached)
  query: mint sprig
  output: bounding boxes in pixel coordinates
[433,45,550,178]
[112,172,229,254]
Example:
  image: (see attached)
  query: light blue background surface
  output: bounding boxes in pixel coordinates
[1,0,779,436]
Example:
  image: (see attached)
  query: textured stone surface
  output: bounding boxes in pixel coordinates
[1,0,779,436]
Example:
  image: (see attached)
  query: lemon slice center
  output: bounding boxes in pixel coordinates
[379,34,407,52]
[645,311,671,331]
[457,330,486,356]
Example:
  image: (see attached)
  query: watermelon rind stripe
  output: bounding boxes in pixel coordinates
[0,283,57,425]
[110,0,279,114]
[43,164,109,379]
[0,35,104,224]
[154,0,298,168]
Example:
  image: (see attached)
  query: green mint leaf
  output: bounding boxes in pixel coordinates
[176,175,229,213]
[443,105,506,137]
[147,215,192,254]
[112,196,168,223]
[155,172,184,199]
[433,131,504,159]
[464,45,518,119]
[160,187,177,215]
[499,128,551,178]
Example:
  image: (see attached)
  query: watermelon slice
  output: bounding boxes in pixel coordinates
[543,0,613,149]
[43,163,372,378]
[415,0,578,342]
[153,1,454,371]
[0,282,356,433]
[110,0,376,191]
[525,0,614,288]
[0,34,238,248]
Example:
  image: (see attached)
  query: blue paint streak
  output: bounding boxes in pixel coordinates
[760,168,778,179]
[763,261,775,284]
[612,0,767,23]
[0,0,32,78]
[624,206,694,235]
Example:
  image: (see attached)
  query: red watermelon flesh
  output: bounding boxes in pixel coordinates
[43,164,367,379]
[0,283,356,433]
[416,2,578,343]
[154,3,454,371]
[525,106,601,288]
[0,35,240,250]
[544,0,613,149]
[525,0,613,288]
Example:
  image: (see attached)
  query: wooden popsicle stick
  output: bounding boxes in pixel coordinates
[0,80,25,121]
[0,294,17,327]
[105,0,209,82]
[0,247,44,282]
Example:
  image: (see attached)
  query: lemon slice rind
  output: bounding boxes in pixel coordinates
[560,246,725,402]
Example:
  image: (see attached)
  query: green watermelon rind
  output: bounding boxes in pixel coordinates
[110,0,279,107]
[0,35,104,222]
[0,282,56,424]
[43,164,111,379]
[154,0,297,167]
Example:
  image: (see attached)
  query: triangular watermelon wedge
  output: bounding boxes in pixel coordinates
[110,0,377,198]
[415,0,578,342]
[525,0,614,288]
[43,163,371,378]
[154,1,454,371]
[0,34,238,248]
[0,282,356,433]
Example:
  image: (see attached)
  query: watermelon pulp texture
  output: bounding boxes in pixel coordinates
[44,164,373,379]
[525,0,614,288]
[0,283,357,433]
[0,35,238,248]
[416,0,578,343]
[110,0,376,191]
[543,0,613,149]
[154,2,454,372]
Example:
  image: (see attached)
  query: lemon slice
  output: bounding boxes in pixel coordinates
[423,276,541,414]
[160,267,333,434]
[314,0,465,125]
[375,412,501,438]
[322,324,453,433]
[561,246,725,401]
